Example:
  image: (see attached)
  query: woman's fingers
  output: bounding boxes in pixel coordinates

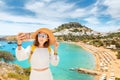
[17,33,27,45]
[54,38,59,47]
[56,42,59,47]
[54,41,59,48]
[17,33,26,40]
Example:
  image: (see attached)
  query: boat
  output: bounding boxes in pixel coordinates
[7,41,17,44]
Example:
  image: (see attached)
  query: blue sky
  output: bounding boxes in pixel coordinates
[0,0,120,35]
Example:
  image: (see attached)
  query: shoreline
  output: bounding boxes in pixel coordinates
[64,41,120,80]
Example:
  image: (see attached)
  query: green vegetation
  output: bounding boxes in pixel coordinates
[58,32,120,58]
[115,77,120,80]
[0,61,30,80]
[23,67,31,76]
[55,22,91,32]
[8,72,29,80]
[0,50,15,62]
[116,50,120,59]
[7,67,30,80]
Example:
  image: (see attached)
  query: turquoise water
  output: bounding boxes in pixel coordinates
[0,41,95,80]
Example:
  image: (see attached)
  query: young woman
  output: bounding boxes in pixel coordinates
[16,28,59,80]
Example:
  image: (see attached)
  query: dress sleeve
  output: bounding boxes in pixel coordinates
[49,48,59,66]
[15,46,31,61]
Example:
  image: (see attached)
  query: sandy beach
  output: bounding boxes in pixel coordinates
[67,41,120,80]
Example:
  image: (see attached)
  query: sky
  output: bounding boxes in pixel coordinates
[0,0,120,35]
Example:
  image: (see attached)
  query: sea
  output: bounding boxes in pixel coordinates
[0,41,95,80]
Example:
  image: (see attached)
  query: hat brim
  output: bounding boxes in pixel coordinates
[32,28,55,45]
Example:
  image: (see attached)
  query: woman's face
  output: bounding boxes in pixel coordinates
[37,32,48,45]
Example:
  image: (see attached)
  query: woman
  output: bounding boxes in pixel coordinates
[16,28,59,80]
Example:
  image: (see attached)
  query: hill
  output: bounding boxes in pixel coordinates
[54,22,100,36]
[0,61,30,80]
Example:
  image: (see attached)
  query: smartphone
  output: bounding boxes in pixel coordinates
[25,33,31,39]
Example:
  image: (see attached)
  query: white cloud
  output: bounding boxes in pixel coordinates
[89,6,98,15]
[0,11,64,35]
[0,22,39,35]
[96,25,120,32]
[1,1,71,28]
[42,0,52,3]
[81,0,120,32]
[70,8,87,18]
[0,12,63,28]
[25,0,96,23]
[103,0,120,18]
[84,17,100,25]
[25,1,75,18]
[25,1,45,11]
[0,0,91,29]
[0,0,95,24]
[106,19,118,25]
[85,22,120,33]
[0,12,37,23]
[87,0,105,17]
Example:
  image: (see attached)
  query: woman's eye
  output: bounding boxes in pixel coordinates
[42,35,45,38]
[38,33,47,38]
[42,35,47,38]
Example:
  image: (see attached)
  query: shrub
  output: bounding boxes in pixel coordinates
[23,67,31,76]
[116,50,120,59]
[0,50,15,62]
[8,72,29,80]
[115,77,120,80]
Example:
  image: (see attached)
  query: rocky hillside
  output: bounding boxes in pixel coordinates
[54,22,100,36]
[55,22,85,30]
[0,35,17,41]
[0,61,30,80]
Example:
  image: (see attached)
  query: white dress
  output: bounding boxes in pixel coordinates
[16,46,59,80]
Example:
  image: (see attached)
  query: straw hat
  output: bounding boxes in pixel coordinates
[32,28,55,45]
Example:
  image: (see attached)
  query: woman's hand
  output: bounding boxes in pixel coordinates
[54,39,59,55]
[17,33,26,46]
